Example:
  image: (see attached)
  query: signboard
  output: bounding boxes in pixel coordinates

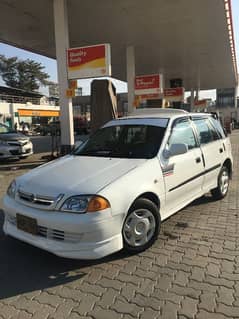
[135,74,163,95]
[164,87,185,102]
[69,80,77,89]
[66,89,75,98]
[18,109,60,117]
[67,44,111,79]
[139,93,163,100]
[194,99,208,108]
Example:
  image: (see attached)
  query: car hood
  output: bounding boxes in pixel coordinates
[0,132,29,141]
[17,155,146,197]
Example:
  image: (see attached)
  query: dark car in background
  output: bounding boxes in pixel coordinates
[38,117,89,136]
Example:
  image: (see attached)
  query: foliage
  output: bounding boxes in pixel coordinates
[0,54,50,92]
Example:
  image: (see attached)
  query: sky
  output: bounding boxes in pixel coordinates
[0,0,238,99]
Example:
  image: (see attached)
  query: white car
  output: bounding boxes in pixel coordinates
[3,109,233,259]
[0,123,33,160]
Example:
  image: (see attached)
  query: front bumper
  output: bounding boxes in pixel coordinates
[0,142,33,159]
[3,195,124,259]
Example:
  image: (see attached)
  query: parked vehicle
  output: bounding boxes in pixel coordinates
[0,123,33,160]
[74,116,90,135]
[38,121,61,136]
[3,109,233,259]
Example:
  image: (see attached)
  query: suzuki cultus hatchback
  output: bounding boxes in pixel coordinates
[3,109,233,259]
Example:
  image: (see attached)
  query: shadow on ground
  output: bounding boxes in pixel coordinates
[0,209,129,300]
[0,194,215,300]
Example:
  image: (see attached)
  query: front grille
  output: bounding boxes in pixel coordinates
[18,190,55,206]
[7,215,82,243]
[10,149,21,155]
[38,226,83,242]
[38,226,65,241]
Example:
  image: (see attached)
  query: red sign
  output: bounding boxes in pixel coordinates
[135,74,163,95]
[67,44,111,79]
[135,74,160,90]
[164,87,184,97]
[68,45,105,68]
[140,93,162,100]
[164,87,185,102]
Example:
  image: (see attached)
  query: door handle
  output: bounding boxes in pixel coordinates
[219,148,223,153]
[196,157,201,163]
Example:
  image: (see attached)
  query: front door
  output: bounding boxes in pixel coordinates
[160,117,204,218]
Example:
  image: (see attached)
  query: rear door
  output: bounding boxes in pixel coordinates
[192,116,225,192]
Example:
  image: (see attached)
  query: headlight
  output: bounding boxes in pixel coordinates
[60,195,110,213]
[7,180,17,198]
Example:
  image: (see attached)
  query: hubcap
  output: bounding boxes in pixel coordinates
[220,170,229,195]
[123,209,156,247]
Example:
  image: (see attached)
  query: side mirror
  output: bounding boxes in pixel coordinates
[163,143,188,159]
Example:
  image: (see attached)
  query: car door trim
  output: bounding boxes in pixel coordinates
[169,163,221,192]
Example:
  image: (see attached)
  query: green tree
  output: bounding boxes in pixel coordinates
[0,55,50,92]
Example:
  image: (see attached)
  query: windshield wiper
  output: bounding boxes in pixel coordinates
[75,148,113,156]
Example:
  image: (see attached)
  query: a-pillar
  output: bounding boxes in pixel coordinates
[126,46,135,115]
[53,0,74,154]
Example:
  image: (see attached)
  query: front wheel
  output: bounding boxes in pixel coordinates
[211,166,230,200]
[122,198,160,253]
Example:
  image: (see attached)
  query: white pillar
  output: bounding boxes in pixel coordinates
[126,46,135,115]
[53,0,74,153]
[195,88,199,102]
[190,88,194,111]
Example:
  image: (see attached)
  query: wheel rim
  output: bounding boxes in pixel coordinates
[220,170,229,195]
[123,209,156,247]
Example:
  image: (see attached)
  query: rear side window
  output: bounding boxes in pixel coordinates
[209,117,226,139]
[193,118,213,144]
[193,118,220,144]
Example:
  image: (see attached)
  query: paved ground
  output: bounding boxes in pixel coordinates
[0,131,238,319]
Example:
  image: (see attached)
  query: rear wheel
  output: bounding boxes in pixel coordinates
[122,198,160,253]
[211,166,229,200]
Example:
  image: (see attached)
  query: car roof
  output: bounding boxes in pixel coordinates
[105,109,216,128]
[122,109,215,120]
[123,108,188,120]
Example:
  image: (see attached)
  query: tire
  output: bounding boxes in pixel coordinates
[211,166,230,200]
[122,198,160,253]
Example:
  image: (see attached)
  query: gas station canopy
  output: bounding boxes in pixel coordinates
[0,0,237,90]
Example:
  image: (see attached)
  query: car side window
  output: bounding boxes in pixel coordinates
[209,117,225,139]
[193,118,214,144]
[168,119,197,150]
[207,119,220,141]
[0,124,10,133]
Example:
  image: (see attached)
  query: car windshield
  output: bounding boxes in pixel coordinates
[0,123,15,134]
[74,124,166,159]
